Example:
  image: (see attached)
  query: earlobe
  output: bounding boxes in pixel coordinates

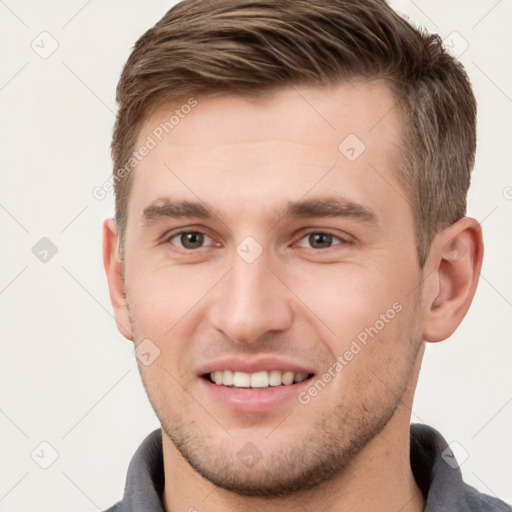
[422,217,483,343]
[102,218,133,341]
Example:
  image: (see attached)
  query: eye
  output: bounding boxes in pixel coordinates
[168,231,213,250]
[297,232,346,249]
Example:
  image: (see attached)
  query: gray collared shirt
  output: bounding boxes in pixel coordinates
[104,424,511,511]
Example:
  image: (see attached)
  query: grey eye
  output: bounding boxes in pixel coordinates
[298,232,341,249]
[170,232,212,249]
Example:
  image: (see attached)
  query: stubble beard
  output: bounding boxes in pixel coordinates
[128,299,423,498]
[160,396,403,497]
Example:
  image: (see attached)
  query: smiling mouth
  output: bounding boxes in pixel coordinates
[203,370,315,389]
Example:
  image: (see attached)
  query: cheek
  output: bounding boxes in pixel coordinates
[125,263,222,388]
[285,262,407,344]
[137,359,192,428]
[309,296,421,411]
[126,261,220,336]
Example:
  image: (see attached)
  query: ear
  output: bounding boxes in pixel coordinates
[103,218,133,341]
[421,217,483,343]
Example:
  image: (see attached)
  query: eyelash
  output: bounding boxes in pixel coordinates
[165,229,352,251]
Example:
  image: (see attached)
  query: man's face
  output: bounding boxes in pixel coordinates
[120,81,425,495]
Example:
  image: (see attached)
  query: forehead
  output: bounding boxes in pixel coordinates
[128,81,406,222]
[138,80,400,151]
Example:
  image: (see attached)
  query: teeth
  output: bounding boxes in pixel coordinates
[222,369,234,386]
[233,371,251,388]
[209,370,310,388]
[268,370,282,387]
[281,371,294,385]
[250,371,269,388]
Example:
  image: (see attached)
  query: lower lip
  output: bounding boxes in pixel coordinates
[199,377,313,413]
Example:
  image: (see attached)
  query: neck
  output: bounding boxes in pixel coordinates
[161,406,425,512]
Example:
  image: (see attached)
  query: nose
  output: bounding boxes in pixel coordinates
[208,251,294,343]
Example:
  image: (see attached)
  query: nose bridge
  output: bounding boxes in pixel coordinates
[209,248,293,343]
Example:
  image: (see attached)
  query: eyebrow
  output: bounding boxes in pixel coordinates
[142,199,215,224]
[141,196,376,226]
[283,197,376,222]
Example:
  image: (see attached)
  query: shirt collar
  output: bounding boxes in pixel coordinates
[120,429,165,512]
[410,423,470,511]
[113,424,493,512]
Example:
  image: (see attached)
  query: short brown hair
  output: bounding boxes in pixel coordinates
[111,0,476,266]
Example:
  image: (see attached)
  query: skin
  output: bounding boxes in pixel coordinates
[103,80,483,512]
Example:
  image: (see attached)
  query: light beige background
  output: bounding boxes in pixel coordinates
[0,1,511,510]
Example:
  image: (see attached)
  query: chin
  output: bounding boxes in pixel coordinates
[160,407,393,498]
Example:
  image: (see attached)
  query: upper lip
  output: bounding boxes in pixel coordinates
[197,356,314,376]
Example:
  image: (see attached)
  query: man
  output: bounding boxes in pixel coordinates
[102,0,510,510]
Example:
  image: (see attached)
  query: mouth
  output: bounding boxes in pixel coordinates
[203,369,315,388]
[197,357,317,412]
